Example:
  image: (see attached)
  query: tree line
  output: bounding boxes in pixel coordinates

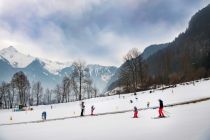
[0,60,98,109]
[116,42,210,95]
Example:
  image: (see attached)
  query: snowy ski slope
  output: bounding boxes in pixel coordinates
[0,79,210,140]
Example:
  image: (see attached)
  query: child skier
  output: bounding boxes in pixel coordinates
[42,111,47,120]
[147,101,150,108]
[91,105,95,115]
[133,106,138,118]
[158,99,165,117]
[80,102,85,116]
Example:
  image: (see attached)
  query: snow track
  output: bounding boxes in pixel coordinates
[1,97,210,127]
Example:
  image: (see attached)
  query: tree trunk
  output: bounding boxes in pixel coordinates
[79,72,82,100]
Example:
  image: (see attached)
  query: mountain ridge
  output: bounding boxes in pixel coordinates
[106,4,210,93]
[0,46,118,93]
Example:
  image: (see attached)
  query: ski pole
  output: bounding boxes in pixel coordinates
[163,110,171,114]
[163,110,170,116]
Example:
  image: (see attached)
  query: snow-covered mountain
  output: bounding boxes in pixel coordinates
[39,59,71,75]
[87,64,117,92]
[0,46,34,68]
[0,46,117,93]
[0,46,71,74]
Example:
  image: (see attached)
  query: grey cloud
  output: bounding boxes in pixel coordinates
[0,0,209,66]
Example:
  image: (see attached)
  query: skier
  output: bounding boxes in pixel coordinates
[133,106,138,118]
[91,105,95,115]
[158,99,165,117]
[42,111,47,120]
[80,102,85,116]
[147,101,150,108]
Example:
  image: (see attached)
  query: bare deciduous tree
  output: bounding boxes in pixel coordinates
[122,48,142,94]
[84,79,93,99]
[72,60,90,100]
[54,84,62,103]
[11,71,30,106]
[61,76,71,103]
[43,88,52,105]
[0,82,9,109]
[32,81,43,106]
[118,48,148,94]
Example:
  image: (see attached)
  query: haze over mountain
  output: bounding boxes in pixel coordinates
[0,41,174,94]
[0,46,117,93]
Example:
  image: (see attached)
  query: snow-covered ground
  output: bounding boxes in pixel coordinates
[1,100,210,140]
[0,79,210,140]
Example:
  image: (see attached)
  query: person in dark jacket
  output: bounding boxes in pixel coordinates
[158,99,165,117]
[42,111,47,120]
[91,105,95,115]
[133,106,138,118]
[147,101,150,108]
[80,102,85,116]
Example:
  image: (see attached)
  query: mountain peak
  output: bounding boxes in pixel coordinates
[0,46,34,68]
[1,46,18,53]
[7,46,18,51]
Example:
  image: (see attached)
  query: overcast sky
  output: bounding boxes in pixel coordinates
[0,0,209,66]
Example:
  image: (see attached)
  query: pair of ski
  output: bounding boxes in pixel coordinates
[151,116,169,119]
[132,115,170,119]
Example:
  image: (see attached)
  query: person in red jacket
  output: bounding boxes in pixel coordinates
[158,99,165,117]
[133,106,138,118]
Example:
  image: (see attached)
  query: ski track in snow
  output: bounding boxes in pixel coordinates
[0,97,210,126]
